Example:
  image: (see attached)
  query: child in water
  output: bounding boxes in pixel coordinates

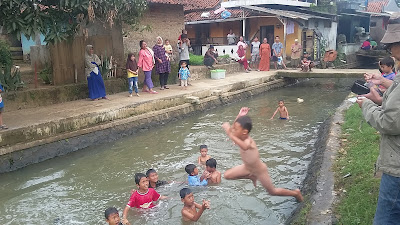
[122,173,167,220]
[270,100,289,120]
[180,188,210,222]
[185,164,209,186]
[205,158,221,184]
[146,169,168,189]
[223,107,303,202]
[198,145,211,166]
[105,207,130,225]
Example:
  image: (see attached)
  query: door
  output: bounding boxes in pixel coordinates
[260,25,274,56]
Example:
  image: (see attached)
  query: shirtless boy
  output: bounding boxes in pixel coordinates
[198,145,211,166]
[270,100,289,120]
[205,158,221,184]
[180,188,210,222]
[223,107,303,202]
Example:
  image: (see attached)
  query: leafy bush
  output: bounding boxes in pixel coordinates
[0,40,12,67]
[189,53,204,66]
[0,40,24,91]
[39,64,52,84]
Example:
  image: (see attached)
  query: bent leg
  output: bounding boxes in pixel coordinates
[257,165,303,202]
[224,164,257,186]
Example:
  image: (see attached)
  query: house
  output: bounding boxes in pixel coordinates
[184,0,337,61]
[123,0,185,57]
[366,0,399,44]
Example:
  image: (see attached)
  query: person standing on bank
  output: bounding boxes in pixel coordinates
[178,34,191,85]
[272,36,287,70]
[138,40,158,94]
[153,36,171,90]
[85,45,107,100]
[291,39,302,69]
[259,38,271,71]
[356,15,400,225]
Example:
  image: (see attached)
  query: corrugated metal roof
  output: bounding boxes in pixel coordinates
[242,5,330,20]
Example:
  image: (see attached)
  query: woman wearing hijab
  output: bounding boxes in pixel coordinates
[153,36,171,90]
[237,45,250,72]
[85,45,107,100]
[259,38,271,71]
[126,53,139,97]
[138,40,157,94]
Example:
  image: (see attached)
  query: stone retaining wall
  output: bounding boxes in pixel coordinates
[0,77,291,173]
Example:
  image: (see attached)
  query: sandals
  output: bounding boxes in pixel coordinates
[150,91,158,94]
[1,125,8,130]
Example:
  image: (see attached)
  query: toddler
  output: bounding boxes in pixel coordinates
[179,61,190,90]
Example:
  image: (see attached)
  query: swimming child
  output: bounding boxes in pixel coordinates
[185,164,209,186]
[198,145,211,166]
[270,100,289,120]
[105,207,130,225]
[146,169,168,189]
[205,158,221,184]
[180,188,210,222]
[122,173,167,220]
[223,107,303,202]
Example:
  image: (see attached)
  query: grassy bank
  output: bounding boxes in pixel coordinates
[333,104,380,224]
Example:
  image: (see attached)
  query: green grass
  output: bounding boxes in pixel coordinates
[333,104,381,224]
[189,53,204,65]
[291,201,312,225]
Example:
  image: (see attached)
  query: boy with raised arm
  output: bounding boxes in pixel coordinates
[222,107,303,202]
[180,188,210,222]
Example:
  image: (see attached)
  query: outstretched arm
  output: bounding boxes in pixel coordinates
[235,107,250,122]
[222,123,252,150]
[270,108,278,119]
[122,206,130,221]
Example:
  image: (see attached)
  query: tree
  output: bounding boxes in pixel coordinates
[0,0,148,44]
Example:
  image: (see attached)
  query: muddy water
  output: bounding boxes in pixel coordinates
[0,78,353,225]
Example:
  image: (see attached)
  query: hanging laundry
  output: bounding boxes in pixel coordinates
[201,12,210,18]
[286,20,295,34]
[221,10,231,19]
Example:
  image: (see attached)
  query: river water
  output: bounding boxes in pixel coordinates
[0,78,353,225]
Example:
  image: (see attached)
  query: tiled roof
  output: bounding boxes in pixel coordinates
[367,0,389,13]
[185,9,251,22]
[184,0,221,11]
[147,0,186,5]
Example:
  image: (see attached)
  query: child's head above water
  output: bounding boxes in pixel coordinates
[278,100,285,107]
[146,169,159,183]
[105,207,121,225]
[200,145,208,157]
[185,164,198,176]
[180,188,194,206]
[206,158,217,172]
[379,57,395,74]
[134,173,149,191]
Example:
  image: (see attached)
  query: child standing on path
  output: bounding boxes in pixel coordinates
[126,53,139,97]
[270,100,289,120]
[179,61,190,90]
[180,188,210,222]
[0,83,7,129]
[223,107,303,202]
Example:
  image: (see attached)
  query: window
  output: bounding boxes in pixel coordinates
[370,22,377,27]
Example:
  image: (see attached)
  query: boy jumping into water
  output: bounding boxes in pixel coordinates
[270,100,289,120]
[222,107,303,202]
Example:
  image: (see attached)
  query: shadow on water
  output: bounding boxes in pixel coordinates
[0,78,355,225]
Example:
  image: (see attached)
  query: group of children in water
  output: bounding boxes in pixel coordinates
[104,106,303,225]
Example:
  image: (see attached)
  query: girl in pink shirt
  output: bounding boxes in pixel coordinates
[138,40,157,94]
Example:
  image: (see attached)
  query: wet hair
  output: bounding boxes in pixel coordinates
[379,56,395,68]
[105,207,119,219]
[180,188,192,199]
[200,145,208,150]
[206,158,217,168]
[236,115,252,133]
[279,99,284,103]
[134,173,146,185]
[146,169,157,177]
[185,164,197,175]
[139,40,145,48]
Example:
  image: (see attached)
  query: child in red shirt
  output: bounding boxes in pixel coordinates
[122,173,167,221]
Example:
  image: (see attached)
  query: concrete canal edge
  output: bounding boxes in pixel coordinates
[0,77,296,173]
[286,96,354,225]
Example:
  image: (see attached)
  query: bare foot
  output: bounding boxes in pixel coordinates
[294,189,303,202]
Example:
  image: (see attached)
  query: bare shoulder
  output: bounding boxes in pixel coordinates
[248,137,257,149]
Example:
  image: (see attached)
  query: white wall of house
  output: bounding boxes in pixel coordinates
[222,0,312,8]
[306,19,338,51]
[202,45,238,58]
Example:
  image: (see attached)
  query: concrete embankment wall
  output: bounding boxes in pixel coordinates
[0,76,293,173]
